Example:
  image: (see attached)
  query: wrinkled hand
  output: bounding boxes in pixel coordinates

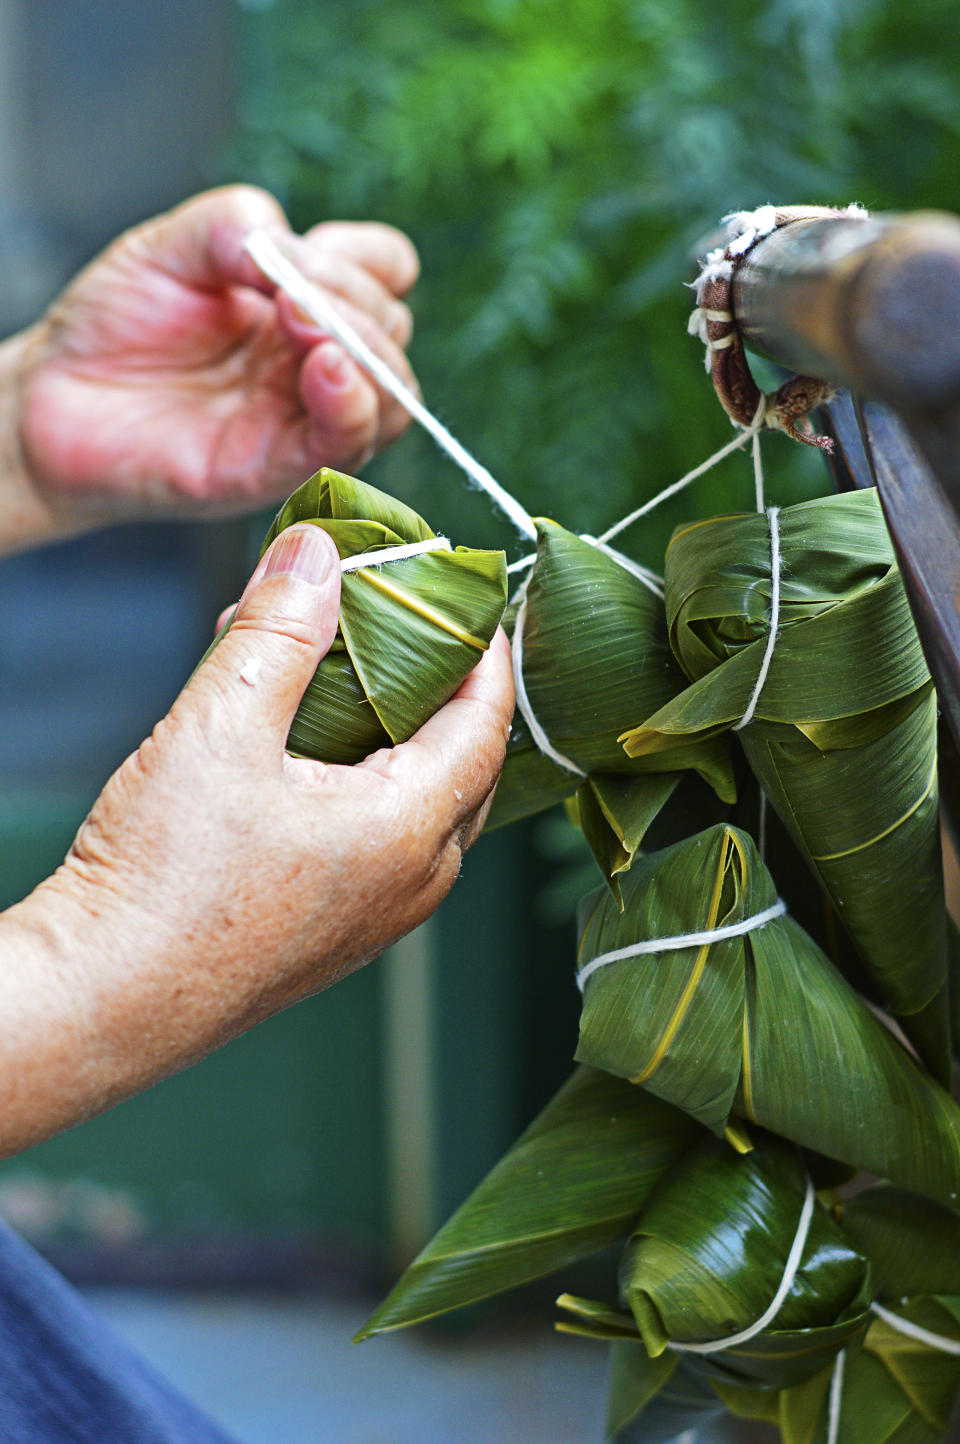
[0,524,513,1153]
[14,185,420,537]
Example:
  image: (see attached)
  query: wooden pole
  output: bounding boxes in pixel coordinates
[732,208,960,785]
[732,211,960,504]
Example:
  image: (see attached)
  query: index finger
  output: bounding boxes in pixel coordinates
[303,221,421,297]
[364,629,515,833]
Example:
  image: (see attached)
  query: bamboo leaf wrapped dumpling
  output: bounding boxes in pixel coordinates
[487,519,735,887]
[713,1186,960,1443]
[557,1138,870,1436]
[256,468,507,762]
[617,1137,870,1388]
[575,824,960,1208]
[620,489,950,1081]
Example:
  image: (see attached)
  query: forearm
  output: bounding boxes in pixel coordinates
[0,871,293,1158]
[0,328,66,557]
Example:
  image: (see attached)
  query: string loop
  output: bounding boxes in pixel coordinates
[576,897,787,992]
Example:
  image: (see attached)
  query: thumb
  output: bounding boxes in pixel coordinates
[186,524,342,753]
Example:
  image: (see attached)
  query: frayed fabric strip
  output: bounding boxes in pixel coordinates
[733,506,780,731]
[244,230,538,543]
[690,204,870,450]
[576,897,787,991]
[669,1176,816,1356]
[511,580,586,779]
[339,537,452,573]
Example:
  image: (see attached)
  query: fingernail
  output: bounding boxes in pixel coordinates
[256,525,338,588]
[317,340,355,387]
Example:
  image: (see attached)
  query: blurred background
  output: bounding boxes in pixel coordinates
[1,0,959,1439]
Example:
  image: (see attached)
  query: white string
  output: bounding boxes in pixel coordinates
[820,1304,960,1444]
[732,506,781,731]
[576,897,786,991]
[506,539,664,598]
[670,1177,817,1355]
[826,1349,846,1444]
[870,1302,960,1356]
[581,537,665,597]
[248,223,767,579]
[511,579,586,779]
[338,537,452,573]
[596,397,767,547]
[244,230,538,543]
[752,429,765,512]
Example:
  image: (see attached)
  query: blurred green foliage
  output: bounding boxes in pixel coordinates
[231,0,960,568]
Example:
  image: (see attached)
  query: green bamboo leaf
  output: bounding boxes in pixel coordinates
[340,545,508,740]
[619,1136,870,1388]
[841,1187,960,1300]
[261,468,434,548]
[866,1298,960,1431]
[574,773,682,906]
[715,1329,959,1443]
[605,1338,679,1435]
[253,468,507,758]
[490,518,735,830]
[619,490,950,1082]
[554,1292,645,1342]
[575,824,960,1208]
[615,1359,729,1443]
[355,1068,701,1340]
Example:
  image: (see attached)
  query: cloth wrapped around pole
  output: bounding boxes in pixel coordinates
[619,488,950,1083]
[254,468,507,762]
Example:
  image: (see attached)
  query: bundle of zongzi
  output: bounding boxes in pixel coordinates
[620,489,950,1081]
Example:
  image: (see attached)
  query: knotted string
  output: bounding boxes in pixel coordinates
[669,1176,816,1355]
[576,897,787,991]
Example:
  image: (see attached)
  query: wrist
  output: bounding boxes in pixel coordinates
[0,327,68,557]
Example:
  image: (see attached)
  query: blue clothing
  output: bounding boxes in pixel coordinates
[0,1216,240,1443]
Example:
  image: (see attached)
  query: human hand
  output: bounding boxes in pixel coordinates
[0,524,512,1153]
[9,185,419,547]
